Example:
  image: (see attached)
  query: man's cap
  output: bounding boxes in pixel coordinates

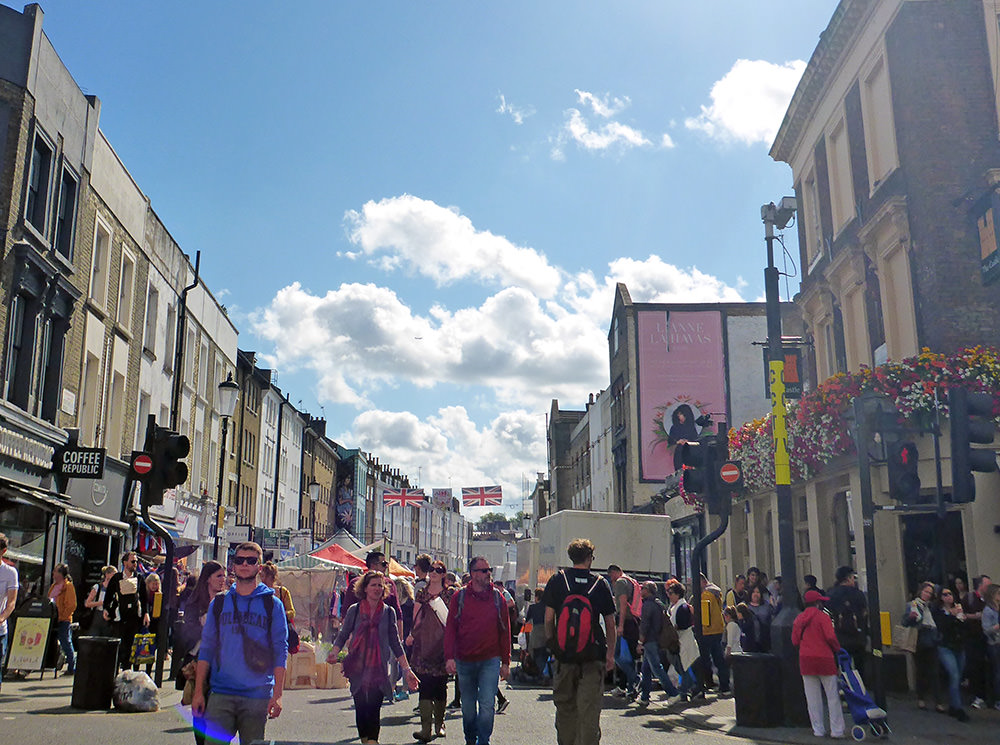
[804,589,829,604]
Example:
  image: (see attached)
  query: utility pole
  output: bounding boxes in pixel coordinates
[762,199,807,726]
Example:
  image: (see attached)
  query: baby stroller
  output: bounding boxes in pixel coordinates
[836,649,890,741]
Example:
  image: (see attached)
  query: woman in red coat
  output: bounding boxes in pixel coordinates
[793,589,845,738]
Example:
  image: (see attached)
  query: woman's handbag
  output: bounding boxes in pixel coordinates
[892,624,918,654]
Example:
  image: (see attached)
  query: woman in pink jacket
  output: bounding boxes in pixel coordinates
[792,589,845,738]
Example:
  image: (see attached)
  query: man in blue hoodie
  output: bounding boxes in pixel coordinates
[192,542,288,744]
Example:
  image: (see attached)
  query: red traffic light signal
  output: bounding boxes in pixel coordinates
[887,441,921,502]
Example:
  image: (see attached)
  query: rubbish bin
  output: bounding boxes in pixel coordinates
[71,636,120,710]
[730,652,783,727]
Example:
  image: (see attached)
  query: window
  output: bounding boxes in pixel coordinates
[90,219,112,309]
[827,117,854,233]
[53,168,78,258]
[118,249,135,329]
[861,54,898,191]
[105,371,126,455]
[25,133,53,235]
[143,285,159,353]
[184,329,196,386]
[164,304,176,370]
[3,296,26,403]
[198,340,209,398]
[801,166,824,270]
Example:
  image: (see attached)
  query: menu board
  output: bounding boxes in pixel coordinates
[7,616,52,670]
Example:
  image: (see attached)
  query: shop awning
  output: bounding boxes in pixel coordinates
[0,475,71,511]
[65,506,128,536]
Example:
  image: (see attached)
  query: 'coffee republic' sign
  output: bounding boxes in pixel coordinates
[54,447,106,479]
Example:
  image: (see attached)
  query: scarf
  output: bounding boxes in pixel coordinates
[352,598,386,691]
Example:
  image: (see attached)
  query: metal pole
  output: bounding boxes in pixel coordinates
[852,395,887,709]
[170,253,200,431]
[213,417,229,561]
[764,221,800,612]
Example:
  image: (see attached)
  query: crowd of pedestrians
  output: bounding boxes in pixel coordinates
[7,528,1000,745]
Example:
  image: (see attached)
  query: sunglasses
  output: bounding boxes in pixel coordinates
[431,567,447,574]
[232,556,260,566]
[473,567,493,574]
[375,560,389,568]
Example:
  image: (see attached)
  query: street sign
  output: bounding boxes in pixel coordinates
[717,460,744,492]
[132,452,154,478]
[719,462,740,483]
[54,446,106,479]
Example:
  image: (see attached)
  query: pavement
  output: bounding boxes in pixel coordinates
[596,686,1000,745]
[2,669,999,745]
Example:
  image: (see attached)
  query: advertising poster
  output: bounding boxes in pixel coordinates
[637,309,726,481]
[8,616,52,670]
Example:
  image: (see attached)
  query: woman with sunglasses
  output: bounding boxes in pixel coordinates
[408,561,455,741]
[904,581,944,712]
[933,587,969,720]
[330,570,418,745]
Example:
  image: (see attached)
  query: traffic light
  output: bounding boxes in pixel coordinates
[680,436,733,516]
[142,426,190,507]
[949,388,998,503]
[887,441,921,502]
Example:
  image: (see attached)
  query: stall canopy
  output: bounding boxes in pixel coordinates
[387,557,415,578]
[278,553,355,571]
[311,543,366,568]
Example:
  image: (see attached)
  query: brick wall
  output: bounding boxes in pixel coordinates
[887,0,1000,351]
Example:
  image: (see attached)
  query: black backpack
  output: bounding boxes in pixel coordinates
[552,570,601,663]
[834,598,864,646]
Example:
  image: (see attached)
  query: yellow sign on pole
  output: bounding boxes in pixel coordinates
[881,610,892,646]
[769,360,791,485]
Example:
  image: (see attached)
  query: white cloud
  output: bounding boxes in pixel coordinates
[344,195,562,297]
[496,93,534,125]
[552,89,674,159]
[253,198,751,512]
[337,405,544,515]
[685,59,806,145]
[565,109,650,151]
[575,89,629,118]
[251,281,609,413]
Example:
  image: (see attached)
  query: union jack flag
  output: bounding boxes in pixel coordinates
[461,485,503,507]
[382,488,426,507]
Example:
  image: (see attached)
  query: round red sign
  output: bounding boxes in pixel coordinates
[133,454,153,476]
[719,462,741,484]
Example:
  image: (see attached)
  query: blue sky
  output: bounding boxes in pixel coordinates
[17,0,840,516]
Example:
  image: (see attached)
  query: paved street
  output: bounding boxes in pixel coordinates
[2,672,999,745]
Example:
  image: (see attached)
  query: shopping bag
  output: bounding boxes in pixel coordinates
[614,636,632,669]
[893,624,918,654]
[131,632,157,665]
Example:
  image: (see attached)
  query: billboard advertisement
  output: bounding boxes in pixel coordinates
[637,309,726,481]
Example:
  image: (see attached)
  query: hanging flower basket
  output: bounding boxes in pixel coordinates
[723,347,1000,497]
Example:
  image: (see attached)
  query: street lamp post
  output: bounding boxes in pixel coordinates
[762,198,809,725]
[308,479,321,548]
[213,373,240,561]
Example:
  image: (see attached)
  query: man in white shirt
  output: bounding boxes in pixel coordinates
[0,533,20,692]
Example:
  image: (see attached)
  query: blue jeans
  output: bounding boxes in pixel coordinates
[55,621,75,673]
[456,657,501,745]
[937,646,965,710]
[640,641,679,699]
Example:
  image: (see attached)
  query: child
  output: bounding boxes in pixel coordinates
[723,605,743,659]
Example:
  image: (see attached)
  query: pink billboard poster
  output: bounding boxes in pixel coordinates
[637,310,726,481]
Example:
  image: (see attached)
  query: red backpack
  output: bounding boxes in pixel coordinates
[553,570,601,663]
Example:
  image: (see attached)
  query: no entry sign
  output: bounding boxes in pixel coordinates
[718,460,744,491]
[132,452,154,478]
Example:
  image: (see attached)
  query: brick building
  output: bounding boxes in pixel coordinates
[729,0,1000,613]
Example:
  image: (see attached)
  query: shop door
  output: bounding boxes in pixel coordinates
[901,511,966,597]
